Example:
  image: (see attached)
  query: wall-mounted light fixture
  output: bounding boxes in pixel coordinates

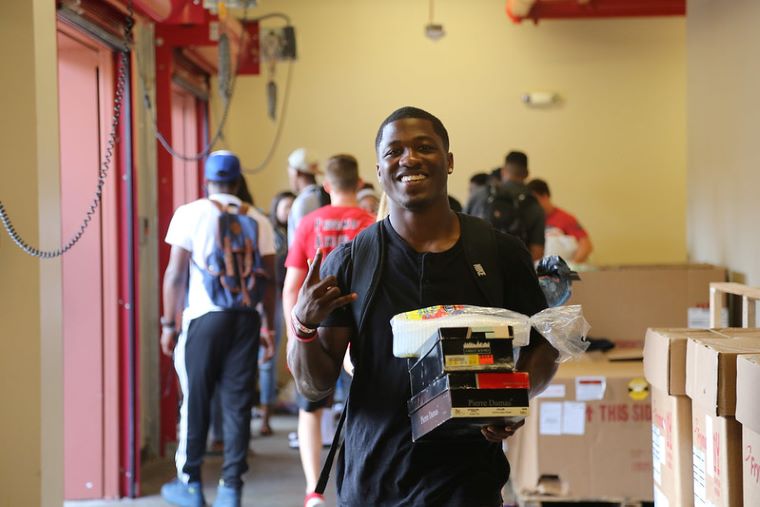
[522,91,560,107]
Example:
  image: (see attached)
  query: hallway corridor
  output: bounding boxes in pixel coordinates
[64,415,337,507]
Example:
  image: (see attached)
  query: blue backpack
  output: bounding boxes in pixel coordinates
[203,199,267,309]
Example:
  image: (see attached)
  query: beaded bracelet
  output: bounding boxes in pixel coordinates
[291,309,317,333]
[291,309,318,343]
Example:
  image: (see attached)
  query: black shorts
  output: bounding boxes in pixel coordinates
[296,391,332,412]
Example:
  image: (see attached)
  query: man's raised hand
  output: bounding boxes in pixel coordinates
[292,249,357,329]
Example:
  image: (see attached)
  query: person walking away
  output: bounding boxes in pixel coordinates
[286,148,329,246]
[466,151,546,260]
[282,154,375,507]
[257,190,296,435]
[159,150,276,507]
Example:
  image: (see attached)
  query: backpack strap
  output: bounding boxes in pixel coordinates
[459,213,504,307]
[208,198,225,213]
[349,221,384,338]
[315,221,384,496]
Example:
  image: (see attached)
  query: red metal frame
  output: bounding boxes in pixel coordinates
[506,0,685,23]
[118,50,141,496]
[155,41,178,455]
[196,99,209,193]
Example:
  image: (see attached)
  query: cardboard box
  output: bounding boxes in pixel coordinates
[736,354,760,506]
[685,332,760,507]
[568,264,726,348]
[644,328,721,395]
[685,333,760,416]
[643,328,727,506]
[508,353,653,500]
[650,387,693,506]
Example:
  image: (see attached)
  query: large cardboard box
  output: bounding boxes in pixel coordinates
[685,332,760,507]
[644,328,723,506]
[508,353,653,501]
[736,354,760,506]
[568,264,726,348]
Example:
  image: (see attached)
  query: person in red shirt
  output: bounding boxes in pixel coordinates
[282,153,375,507]
[528,178,593,263]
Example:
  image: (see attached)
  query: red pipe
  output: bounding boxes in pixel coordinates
[130,0,209,24]
[131,0,173,21]
[506,0,685,23]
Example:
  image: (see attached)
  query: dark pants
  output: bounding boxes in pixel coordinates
[174,310,260,487]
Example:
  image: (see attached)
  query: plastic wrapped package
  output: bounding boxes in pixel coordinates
[530,305,591,362]
[390,305,531,358]
[391,304,590,362]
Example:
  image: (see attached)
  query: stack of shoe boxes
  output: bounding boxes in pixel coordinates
[407,326,529,442]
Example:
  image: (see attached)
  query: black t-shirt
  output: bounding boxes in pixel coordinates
[320,216,547,507]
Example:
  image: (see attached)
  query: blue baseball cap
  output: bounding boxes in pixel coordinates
[205,150,241,182]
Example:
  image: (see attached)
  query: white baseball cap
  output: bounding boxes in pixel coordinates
[288,148,321,174]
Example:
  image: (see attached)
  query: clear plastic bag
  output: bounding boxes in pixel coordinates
[390,304,590,362]
[529,305,590,362]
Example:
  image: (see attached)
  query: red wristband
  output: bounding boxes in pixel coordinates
[290,318,317,343]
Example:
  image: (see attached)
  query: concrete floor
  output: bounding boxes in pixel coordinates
[65,415,337,507]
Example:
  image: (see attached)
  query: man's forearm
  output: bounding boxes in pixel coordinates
[517,335,558,398]
[287,331,343,401]
[573,237,593,263]
[282,267,346,400]
[162,268,186,321]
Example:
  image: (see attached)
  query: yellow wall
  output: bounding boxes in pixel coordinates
[687,0,760,286]
[0,0,62,505]
[216,0,687,264]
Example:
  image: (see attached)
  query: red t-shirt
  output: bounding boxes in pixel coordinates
[546,207,588,240]
[285,205,376,270]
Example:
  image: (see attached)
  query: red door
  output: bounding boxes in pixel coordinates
[171,86,202,204]
[58,26,121,500]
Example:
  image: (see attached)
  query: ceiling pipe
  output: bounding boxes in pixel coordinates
[506,0,685,23]
[506,0,537,23]
[130,0,209,24]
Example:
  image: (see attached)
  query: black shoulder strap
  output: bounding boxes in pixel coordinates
[315,220,384,496]
[459,213,504,308]
[349,221,384,337]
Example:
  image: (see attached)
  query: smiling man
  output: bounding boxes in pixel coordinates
[287,107,558,506]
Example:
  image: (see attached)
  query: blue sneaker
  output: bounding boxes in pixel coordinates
[213,482,241,507]
[160,479,206,507]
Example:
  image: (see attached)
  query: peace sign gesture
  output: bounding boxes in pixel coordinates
[292,248,357,330]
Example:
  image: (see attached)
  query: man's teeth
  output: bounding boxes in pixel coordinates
[401,174,427,183]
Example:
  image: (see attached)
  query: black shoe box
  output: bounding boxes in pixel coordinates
[408,372,530,442]
[408,326,516,396]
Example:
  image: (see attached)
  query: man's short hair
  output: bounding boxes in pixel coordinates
[325,154,360,192]
[527,178,551,197]
[504,150,528,179]
[375,106,450,152]
[469,172,490,187]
